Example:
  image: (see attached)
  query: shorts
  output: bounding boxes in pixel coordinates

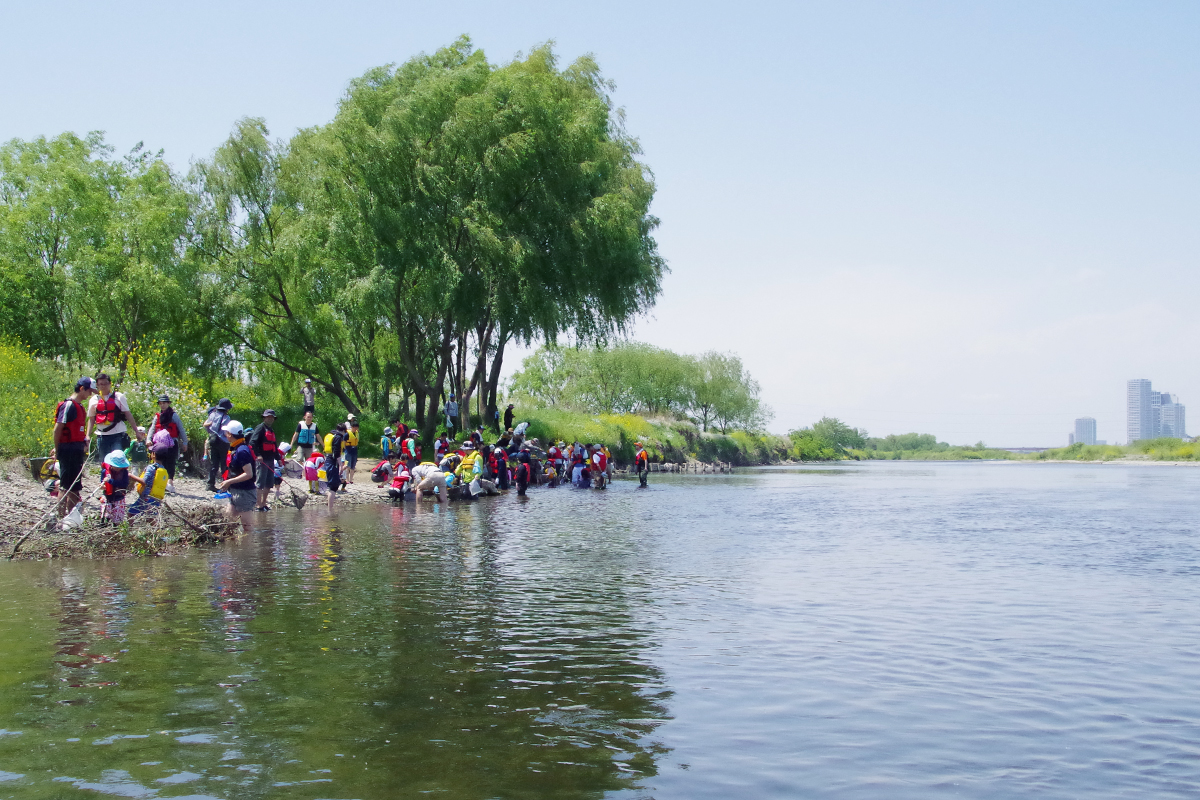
[56,445,86,495]
[325,461,342,491]
[228,487,257,512]
[255,462,274,489]
[302,404,315,415]
[344,446,358,468]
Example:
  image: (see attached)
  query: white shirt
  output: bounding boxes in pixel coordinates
[87,391,131,435]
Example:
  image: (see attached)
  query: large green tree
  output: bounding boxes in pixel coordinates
[306,38,665,438]
[0,132,203,374]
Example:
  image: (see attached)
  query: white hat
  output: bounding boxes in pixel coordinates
[278,442,291,453]
[223,419,244,437]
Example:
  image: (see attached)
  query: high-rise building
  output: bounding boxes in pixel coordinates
[1160,395,1187,438]
[1127,380,1187,442]
[1074,417,1097,446]
[1128,379,1155,443]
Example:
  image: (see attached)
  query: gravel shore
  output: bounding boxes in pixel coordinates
[0,458,396,561]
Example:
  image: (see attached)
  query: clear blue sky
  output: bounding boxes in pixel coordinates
[5,1,1198,444]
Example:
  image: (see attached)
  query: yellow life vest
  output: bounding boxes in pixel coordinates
[347,429,359,447]
[323,433,335,454]
[148,464,168,500]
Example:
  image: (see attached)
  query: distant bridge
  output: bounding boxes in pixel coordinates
[998,447,1051,453]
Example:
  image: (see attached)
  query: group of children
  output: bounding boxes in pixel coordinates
[93,412,654,523]
[363,432,651,504]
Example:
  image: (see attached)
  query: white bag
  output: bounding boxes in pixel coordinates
[61,504,84,531]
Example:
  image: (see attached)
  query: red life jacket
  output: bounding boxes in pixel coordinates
[155,410,181,440]
[56,399,88,444]
[548,446,560,460]
[260,427,277,457]
[636,450,648,467]
[94,394,121,426]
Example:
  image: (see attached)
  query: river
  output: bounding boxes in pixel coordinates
[1,461,1199,799]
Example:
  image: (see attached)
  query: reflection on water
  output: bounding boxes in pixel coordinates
[3,462,1200,799]
[0,496,669,799]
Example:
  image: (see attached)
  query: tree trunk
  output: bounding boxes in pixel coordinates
[484,329,509,431]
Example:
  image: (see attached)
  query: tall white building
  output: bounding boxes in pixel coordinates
[1127,380,1187,442]
[1074,417,1097,446]
[1128,379,1155,443]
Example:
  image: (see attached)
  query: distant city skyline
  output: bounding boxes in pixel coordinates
[1127,379,1186,443]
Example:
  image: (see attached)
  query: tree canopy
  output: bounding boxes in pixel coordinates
[508,343,770,433]
[0,39,667,443]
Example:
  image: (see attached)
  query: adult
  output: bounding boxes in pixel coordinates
[344,415,360,486]
[53,377,96,516]
[148,395,187,493]
[290,411,320,460]
[202,398,233,491]
[503,403,515,432]
[434,434,451,462]
[248,409,279,511]
[635,441,650,487]
[216,420,257,515]
[301,378,316,414]
[514,446,533,496]
[444,394,459,436]
[411,462,448,504]
[86,373,141,460]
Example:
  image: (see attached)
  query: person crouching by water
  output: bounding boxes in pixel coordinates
[635,441,650,487]
[411,462,448,504]
[388,462,412,500]
[217,420,257,516]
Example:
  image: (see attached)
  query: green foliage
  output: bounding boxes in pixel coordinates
[1,39,665,436]
[508,343,769,431]
[865,432,946,452]
[0,133,207,373]
[786,417,866,460]
[0,340,71,457]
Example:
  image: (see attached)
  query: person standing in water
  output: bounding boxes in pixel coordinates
[635,441,650,487]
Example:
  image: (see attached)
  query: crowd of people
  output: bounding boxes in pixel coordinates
[49,376,655,523]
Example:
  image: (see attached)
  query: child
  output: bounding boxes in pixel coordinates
[129,451,168,517]
[544,460,558,488]
[100,451,144,524]
[387,463,412,500]
[273,442,291,503]
[304,450,325,494]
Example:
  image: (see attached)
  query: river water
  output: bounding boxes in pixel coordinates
[2,461,1199,799]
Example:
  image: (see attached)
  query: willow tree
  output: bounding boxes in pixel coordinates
[0,133,202,374]
[308,38,665,439]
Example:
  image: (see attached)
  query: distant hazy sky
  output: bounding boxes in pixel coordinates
[4,1,1197,444]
